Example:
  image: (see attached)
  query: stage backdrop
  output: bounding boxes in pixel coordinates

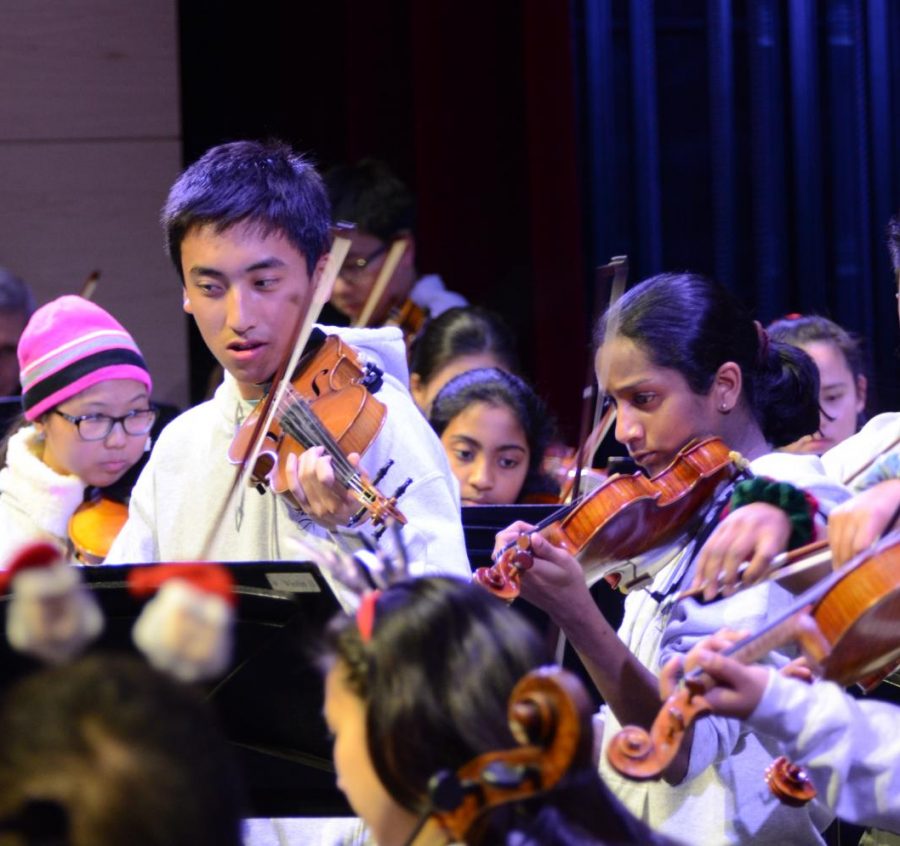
[178,0,900,433]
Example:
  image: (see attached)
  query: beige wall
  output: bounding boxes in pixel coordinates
[0,0,187,407]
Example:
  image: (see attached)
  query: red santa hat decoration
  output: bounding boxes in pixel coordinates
[129,563,236,683]
[0,542,103,664]
[0,545,236,685]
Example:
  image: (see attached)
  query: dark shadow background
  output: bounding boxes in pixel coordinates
[178,0,900,443]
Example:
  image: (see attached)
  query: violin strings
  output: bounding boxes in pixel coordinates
[278,395,363,487]
[279,387,359,477]
[278,406,374,505]
[276,389,375,504]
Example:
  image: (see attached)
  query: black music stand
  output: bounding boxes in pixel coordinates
[0,560,350,818]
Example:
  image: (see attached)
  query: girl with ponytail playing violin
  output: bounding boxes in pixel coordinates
[493,273,849,845]
[0,295,155,562]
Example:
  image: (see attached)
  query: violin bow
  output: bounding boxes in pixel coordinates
[841,432,900,489]
[569,256,628,501]
[79,270,100,301]
[677,491,900,604]
[353,238,409,328]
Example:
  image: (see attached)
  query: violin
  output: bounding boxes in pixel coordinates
[474,437,742,601]
[386,297,430,354]
[540,403,618,504]
[606,528,900,804]
[406,666,594,846]
[68,493,128,564]
[228,332,409,534]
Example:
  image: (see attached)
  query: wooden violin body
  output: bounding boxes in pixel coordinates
[228,333,407,529]
[606,530,900,801]
[68,494,128,564]
[475,437,740,600]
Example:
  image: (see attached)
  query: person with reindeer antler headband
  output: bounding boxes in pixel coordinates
[104,140,468,576]
[307,531,674,846]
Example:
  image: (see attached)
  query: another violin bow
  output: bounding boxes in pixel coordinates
[568,256,628,501]
[841,432,900,489]
[677,494,900,604]
[673,539,832,604]
[79,270,100,301]
[353,238,409,328]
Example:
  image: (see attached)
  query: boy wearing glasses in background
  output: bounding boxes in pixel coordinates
[325,158,466,329]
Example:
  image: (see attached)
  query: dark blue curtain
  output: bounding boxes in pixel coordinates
[577,0,900,411]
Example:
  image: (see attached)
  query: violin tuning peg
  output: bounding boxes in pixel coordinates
[392,477,413,500]
[428,770,474,812]
[348,506,367,527]
[371,458,394,487]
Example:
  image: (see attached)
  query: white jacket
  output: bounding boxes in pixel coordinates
[106,326,470,580]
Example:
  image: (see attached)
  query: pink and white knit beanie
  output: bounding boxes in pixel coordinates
[18,295,152,421]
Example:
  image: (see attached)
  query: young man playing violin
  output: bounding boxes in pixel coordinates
[324,158,466,331]
[106,140,469,578]
[493,273,849,845]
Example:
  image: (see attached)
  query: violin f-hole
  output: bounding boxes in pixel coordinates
[310,368,330,397]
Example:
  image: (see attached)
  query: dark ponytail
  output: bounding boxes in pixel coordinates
[749,339,820,447]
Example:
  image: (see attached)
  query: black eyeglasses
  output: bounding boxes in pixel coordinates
[53,406,158,441]
[339,243,389,279]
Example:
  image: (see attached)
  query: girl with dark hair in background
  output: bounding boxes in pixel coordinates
[493,273,849,845]
[429,367,558,505]
[409,306,519,413]
[767,314,867,456]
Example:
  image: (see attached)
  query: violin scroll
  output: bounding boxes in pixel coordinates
[472,534,534,601]
[422,667,593,844]
[765,757,817,807]
[605,681,712,781]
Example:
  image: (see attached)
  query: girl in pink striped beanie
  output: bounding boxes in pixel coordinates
[0,296,155,563]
